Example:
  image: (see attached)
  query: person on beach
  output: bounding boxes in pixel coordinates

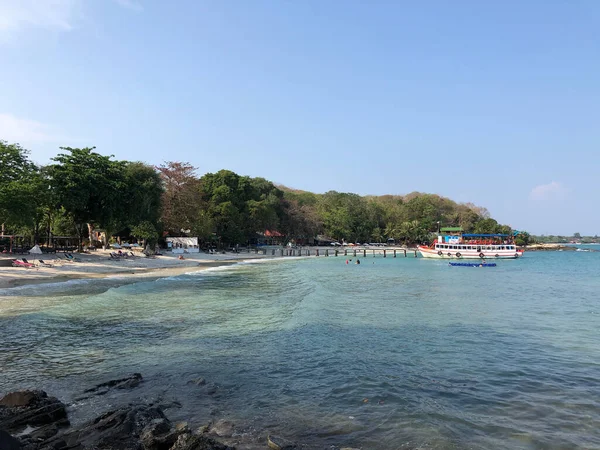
[356,259,360,264]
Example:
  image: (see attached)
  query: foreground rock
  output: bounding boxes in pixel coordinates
[0,390,69,437]
[10,402,236,450]
[0,375,238,450]
[79,372,143,398]
[267,435,296,450]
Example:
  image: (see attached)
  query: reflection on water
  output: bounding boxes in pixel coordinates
[1,253,599,449]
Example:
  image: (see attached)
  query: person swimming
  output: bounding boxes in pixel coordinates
[356,259,361,264]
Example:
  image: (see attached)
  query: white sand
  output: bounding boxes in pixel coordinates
[0,246,417,289]
[0,250,270,289]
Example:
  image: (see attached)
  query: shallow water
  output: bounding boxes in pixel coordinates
[1,252,599,449]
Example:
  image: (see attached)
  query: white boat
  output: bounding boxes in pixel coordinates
[418,233,524,259]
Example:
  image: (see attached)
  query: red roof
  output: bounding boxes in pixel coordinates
[264,230,283,237]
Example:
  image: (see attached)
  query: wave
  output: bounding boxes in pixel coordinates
[0,278,97,297]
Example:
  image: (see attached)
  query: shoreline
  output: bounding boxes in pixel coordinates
[0,251,270,290]
[1,243,590,290]
[0,246,416,290]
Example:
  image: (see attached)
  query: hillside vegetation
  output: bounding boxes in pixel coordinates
[0,142,526,248]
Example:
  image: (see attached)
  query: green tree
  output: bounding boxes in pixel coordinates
[0,141,37,229]
[49,147,124,250]
[515,231,532,246]
[157,162,202,235]
[199,170,286,245]
[473,218,500,234]
[131,221,159,247]
[122,162,163,227]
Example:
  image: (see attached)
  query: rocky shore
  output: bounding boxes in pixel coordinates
[521,244,589,251]
[0,374,315,450]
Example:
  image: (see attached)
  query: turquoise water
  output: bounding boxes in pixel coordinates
[1,252,599,449]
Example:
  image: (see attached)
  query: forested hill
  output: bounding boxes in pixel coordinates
[0,142,525,248]
[278,186,514,244]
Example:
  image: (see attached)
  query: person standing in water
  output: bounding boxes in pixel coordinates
[356,259,361,264]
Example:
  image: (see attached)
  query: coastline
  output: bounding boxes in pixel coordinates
[0,251,269,290]
[521,243,581,251]
[0,246,418,290]
[3,242,582,289]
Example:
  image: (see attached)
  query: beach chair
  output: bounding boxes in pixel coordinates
[65,253,81,262]
[22,258,36,266]
[12,259,34,268]
[38,259,53,267]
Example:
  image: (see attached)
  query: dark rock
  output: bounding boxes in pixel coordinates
[139,418,178,450]
[267,434,296,450]
[174,422,190,434]
[0,391,68,434]
[205,385,218,396]
[54,404,167,449]
[0,429,22,450]
[170,433,234,450]
[207,420,234,438]
[81,373,143,397]
[0,392,39,408]
[188,378,206,387]
[28,423,62,441]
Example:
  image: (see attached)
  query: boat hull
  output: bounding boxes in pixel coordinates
[418,246,523,259]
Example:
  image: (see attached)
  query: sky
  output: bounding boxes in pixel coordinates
[1,0,598,235]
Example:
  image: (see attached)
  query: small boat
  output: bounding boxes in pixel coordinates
[449,262,496,267]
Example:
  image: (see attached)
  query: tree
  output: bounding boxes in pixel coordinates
[131,221,159,247]
[515,231,532,246]
[199,170,286,245]
[49,147,124,250]
[121,162,163,238]
[157,162,202,235]
[0,141,37,229]
[473,218,500,234]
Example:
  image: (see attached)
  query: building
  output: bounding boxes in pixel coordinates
[166,237,200,253]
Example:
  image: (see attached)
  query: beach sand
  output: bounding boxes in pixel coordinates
[0,246,420,289]
[0,250,270,289]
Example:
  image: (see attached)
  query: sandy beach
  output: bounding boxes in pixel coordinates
[0,250,272,289]
[0,246,420,289]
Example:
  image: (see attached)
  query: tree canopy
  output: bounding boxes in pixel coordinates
[1,140,524,248]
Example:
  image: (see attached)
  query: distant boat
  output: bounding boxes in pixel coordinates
[449,262,496,267]
[418,232,523,260]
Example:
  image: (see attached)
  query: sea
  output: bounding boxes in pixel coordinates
[1,249,599,449]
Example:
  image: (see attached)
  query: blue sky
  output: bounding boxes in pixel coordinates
[1,1,598,235]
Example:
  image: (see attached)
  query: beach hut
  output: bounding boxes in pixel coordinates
[166,237,200,254]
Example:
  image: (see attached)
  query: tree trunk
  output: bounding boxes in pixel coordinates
[75,223,84,252]
[87,223,94,250]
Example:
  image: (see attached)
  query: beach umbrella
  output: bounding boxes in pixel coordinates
[111,243,122,249]
[121,243,131,248]
[131,243,141,248]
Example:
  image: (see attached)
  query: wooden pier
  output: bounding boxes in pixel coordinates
[252,247,419,258]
